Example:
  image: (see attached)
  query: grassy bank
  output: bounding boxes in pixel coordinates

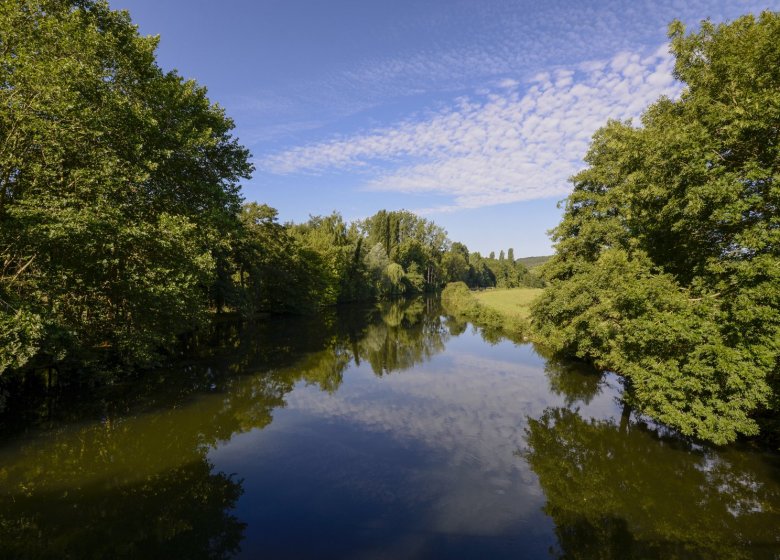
[441,283,542,341]
[473,288,541,320]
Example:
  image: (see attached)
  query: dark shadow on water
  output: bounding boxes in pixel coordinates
[1,459,245,560]
[0,297,451,559]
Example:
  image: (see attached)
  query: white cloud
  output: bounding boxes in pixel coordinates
[497,78,520,89]
[260,44,681,211]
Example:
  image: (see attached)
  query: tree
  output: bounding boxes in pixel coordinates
[403,262,426,293]
[383,262,407,296]
[360,210,449,291]
[0,0,252,372]
[466,252,496,289]
[290,212,369,306]
[533,12,780,443]
[441,251,469,283]
[451,242,470,261]
[234,203,328,314]
[507,248,514,263]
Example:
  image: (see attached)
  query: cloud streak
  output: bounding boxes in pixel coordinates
[260,44,681,211]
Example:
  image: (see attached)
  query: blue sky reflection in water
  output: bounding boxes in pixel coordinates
[200,305,780,559]
[111,0,776,256]
[211,341,573,558]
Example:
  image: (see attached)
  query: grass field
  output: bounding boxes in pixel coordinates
[473,288,543,320]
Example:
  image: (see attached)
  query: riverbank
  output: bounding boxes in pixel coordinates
[440,283,542,341]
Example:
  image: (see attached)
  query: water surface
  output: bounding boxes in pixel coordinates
[1,299,778,559]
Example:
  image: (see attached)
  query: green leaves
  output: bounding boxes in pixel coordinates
[0,0,250,372]
[534,12,780,444]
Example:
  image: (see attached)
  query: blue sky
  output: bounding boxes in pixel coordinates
[114,0,775,256]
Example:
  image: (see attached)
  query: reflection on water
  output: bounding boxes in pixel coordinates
[0,298,778,559]
[524,407,780,560]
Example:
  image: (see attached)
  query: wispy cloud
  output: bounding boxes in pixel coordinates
[236,1,766,148]
[260,44,680,211]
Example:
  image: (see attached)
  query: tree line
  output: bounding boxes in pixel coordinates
[0,1,537,378]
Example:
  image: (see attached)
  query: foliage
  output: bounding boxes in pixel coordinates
[359,209,448,291]
[441,251,469,283]
[0,0,251,371]
[0,0,538,383]
[515,255,552,269]
[232,203,328,314]
[532,12,780,443]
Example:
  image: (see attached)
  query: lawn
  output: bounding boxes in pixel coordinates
[473,288,543,320]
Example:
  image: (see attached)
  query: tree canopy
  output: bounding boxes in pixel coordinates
[0,0,251,371]
[532,12,780,444]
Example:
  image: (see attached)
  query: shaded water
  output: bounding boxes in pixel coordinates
[1,298,778,559]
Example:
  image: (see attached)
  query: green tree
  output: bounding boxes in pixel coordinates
[403,262,426,293]
[533,12,780,443]
[0,0,252,372]
[441,251,469,283]
[383,262,407,296]
[291,212,369,305]
[360,210,449,291]
[234,203,327,314]
[466,252,496,289]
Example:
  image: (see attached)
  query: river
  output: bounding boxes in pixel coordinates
[0,297,778,559]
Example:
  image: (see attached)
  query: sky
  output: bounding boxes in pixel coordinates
[113,0,776,257]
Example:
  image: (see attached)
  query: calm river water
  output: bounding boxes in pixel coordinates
[1,298,778,559]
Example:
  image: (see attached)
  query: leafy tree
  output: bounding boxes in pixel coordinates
[403,262,426,293]
[360,210,449,291]
[383,262,407,296]
[450,241,470,261]
[0,0,251,372]
[466,252,496,289]
[441,251,469,283]
[533,12,780,443]
[291,212,369,305]
[234,203,327,314]
[507,248,514,263]
[365,242,391,285]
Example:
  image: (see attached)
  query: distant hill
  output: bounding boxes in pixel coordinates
[515,255,552,269]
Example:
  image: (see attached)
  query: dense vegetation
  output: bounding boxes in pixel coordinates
[532,13,779,444]
[0,1,537,380]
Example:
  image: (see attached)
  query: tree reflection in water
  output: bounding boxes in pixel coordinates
[522,352,780,560]
[2,299,778,559]
[0,297,448,559]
